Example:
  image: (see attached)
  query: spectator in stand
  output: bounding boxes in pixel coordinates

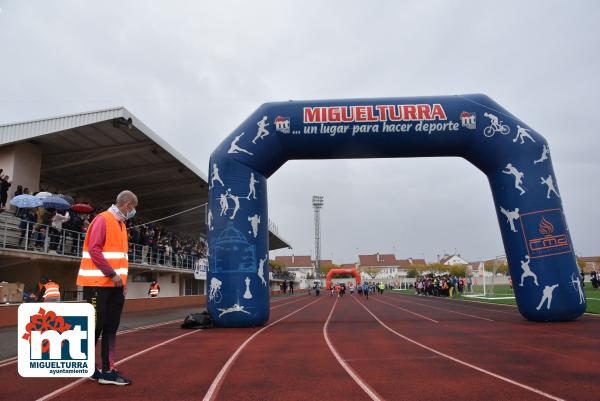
[49,210,69,252]
[140,227,150,264]
[19,209,37,248]
[13,185,24,216]
[0,175,12,209]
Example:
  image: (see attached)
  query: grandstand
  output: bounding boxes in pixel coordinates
[0,107,290,302]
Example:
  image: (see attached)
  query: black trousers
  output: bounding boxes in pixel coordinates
[83,286,125,372]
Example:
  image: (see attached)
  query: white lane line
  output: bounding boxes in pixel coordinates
[271,297,307,310]
[384,295,494,322]
[1,318,183,369]
[1,319,183,369]
[356,298,565,401]
[412,295,517,316]
[323,298,384,401]
[3,301,301,369]
[0,356,18,368]
[202,296,323,401]
[369,297,439,323]
[36,329,202,401]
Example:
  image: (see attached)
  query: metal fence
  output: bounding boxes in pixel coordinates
[0,214,204,271]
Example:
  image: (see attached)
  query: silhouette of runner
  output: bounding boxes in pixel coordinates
[252,116,270,144]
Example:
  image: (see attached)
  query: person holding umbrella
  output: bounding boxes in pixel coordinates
[77,190,138,385]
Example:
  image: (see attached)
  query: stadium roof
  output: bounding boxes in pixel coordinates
[0,107,290,249]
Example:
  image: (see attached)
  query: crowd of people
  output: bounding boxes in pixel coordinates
[414,274,469,297]
[319,281,386,298]
[278,280,294,294]
[4,184,207,268]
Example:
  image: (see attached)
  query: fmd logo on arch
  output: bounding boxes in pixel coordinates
[18,303,95,377]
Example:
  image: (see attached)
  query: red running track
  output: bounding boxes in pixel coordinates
[2,293,599,400]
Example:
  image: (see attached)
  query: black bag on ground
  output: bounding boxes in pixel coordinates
[181,311,214,329]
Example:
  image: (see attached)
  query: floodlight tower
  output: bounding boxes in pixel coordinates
[312,195,324,278]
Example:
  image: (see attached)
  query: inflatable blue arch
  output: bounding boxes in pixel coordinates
[207,94,585,327]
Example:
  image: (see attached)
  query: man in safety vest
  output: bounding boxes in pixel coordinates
[77,190,137,386]
[148,281,160,297]
[38,276,60,302]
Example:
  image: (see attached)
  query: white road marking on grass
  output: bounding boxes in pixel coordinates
[202,296,323,401]
[36,329,202,401]
[384,295,494,322]
[355,297,565,401]
[370,297,439,323]
[323,298,384,401]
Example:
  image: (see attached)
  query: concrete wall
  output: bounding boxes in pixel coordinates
[0,143,42,208]
[125,271,181,299]
[0,257,79,295]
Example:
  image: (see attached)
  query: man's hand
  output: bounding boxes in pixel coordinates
[123,286,128,296]
[111,275,123,287]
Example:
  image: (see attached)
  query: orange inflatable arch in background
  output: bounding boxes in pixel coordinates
[325,268,361,290]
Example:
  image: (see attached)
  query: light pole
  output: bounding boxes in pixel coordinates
[312,195,324,278]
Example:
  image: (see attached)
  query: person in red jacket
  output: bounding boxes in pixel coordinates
[77,190,138,386]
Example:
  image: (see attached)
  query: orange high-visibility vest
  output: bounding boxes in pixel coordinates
[43,282,61,301]
[76,211,128,287]
[149,284,159,297]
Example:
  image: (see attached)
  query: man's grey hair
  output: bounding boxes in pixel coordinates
[115,190,138,206]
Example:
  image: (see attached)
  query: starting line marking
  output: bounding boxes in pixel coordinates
[355,297,565,401]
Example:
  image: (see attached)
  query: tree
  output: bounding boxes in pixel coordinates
[406,268,418,278]
[576,256,587,271]
[484,260,508,276]
[269,259,287,272]
[360,266,379,279]
[427,263,449,274]
[448,264,467,277]
[320,263,340,275]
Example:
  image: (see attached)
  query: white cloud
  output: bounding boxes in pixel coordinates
[0,0,598,262]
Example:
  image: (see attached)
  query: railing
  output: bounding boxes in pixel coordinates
[0,214,206,271]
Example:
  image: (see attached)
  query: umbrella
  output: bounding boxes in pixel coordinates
[9,194,43,209]
[35,191,53,199]
[41,196,71,210]
[56,194,74,205]
[71,203,94,214]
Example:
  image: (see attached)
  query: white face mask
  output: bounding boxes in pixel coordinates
[126,206,136,219]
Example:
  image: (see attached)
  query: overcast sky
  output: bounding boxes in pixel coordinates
[1,0,598,263]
